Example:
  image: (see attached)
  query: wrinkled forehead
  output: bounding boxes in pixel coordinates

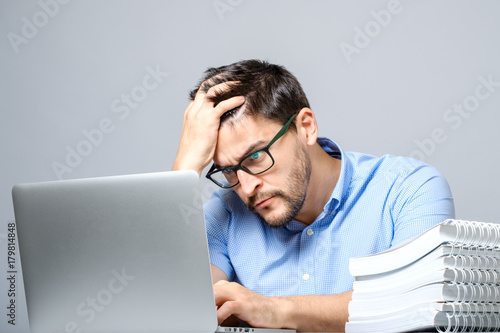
[214,115,281,168]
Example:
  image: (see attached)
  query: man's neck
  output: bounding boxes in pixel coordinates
[294,142,341,226]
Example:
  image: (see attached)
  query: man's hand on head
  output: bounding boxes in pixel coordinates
[172,81,245,175]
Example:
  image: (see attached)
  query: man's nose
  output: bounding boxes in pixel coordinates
[236,169,262,196]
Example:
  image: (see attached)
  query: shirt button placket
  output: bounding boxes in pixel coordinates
[299,228,315,294]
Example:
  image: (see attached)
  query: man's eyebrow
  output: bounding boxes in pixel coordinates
[216,139,268,169]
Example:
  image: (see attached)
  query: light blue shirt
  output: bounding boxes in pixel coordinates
[204,137,455,296]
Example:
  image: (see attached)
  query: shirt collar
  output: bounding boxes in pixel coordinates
[317,137,352,215]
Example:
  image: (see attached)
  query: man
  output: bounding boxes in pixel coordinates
[173,59,454,332]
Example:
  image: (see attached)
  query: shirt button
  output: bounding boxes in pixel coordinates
[302,273,310,281]
[307,229,314,236]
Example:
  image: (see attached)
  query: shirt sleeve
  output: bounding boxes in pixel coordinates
[203,190,235,281]
[389,158,455,247]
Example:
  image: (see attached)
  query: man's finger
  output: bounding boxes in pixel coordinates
[192,78,232,109]
[213,96,245,116]
[195,78,237,96]
[214,280,230,286]
[216,300,240,325]
[213,281,239,305]
[196,74,229,92]
[206,81,238,98]
[191,81,242,116]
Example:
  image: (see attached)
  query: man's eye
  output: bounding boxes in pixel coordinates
[249,151,263,160]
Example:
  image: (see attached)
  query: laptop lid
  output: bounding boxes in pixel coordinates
[13,170,218,333]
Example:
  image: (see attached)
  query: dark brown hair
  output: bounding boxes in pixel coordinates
[189,59,310,130]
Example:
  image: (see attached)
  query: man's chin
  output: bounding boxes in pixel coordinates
[247,192,303,229]
[255,208,293,229]
[264,219,291,229]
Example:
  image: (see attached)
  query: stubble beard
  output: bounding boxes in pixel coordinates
[246,143,312,229]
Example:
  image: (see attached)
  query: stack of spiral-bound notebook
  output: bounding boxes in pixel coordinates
[346,219,500,333]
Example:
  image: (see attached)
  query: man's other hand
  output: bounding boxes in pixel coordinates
[213,280,289,330]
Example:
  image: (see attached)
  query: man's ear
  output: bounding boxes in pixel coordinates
[295,108,318,146]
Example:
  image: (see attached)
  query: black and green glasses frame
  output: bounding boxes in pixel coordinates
[206,113,297,188]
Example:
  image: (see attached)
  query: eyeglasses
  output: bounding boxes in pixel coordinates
[206,113,297,188]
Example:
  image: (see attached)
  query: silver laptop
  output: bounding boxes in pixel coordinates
[12,170,294,333]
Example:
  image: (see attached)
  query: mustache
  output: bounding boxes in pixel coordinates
[246,190,286,210]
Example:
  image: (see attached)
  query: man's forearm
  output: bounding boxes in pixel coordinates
[276,290,352,332]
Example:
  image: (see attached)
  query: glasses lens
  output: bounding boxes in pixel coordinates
[208,149,275,188]
[210,169,238,188]
[241,149,274,174]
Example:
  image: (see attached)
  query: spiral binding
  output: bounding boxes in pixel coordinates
[444,281,500,303]
[436,302,500,333]
[347,220,500,332]
[445,219,500,250]
[451,254,500,272]
[436,220,500,332]
[450,268,500,284]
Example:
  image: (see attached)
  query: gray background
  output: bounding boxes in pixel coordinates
[1,0,499,331]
